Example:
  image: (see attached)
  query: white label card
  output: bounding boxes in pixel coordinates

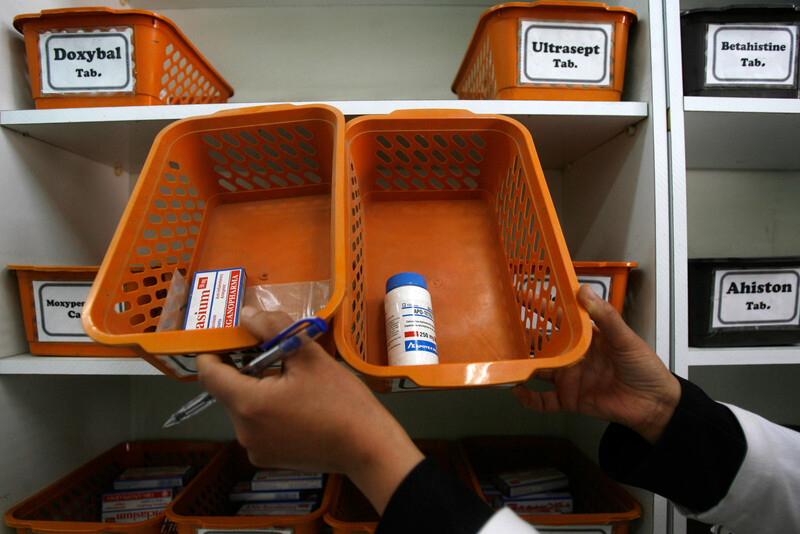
[705,24,797,86]
[519,20,613,86]
[32,281,93,342]
[711,268,800,329]
[39,27,135,94]
[576,274,612,302]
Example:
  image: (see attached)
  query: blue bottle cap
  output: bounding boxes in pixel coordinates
[386,272,428,293]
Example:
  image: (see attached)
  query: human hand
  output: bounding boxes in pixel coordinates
[196,307,424,514]
[513,285,680,444]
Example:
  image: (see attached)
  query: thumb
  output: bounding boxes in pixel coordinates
[196,353,259,410]
[577,284,640,353]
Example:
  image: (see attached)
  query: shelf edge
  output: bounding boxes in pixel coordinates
[0,354,164,376]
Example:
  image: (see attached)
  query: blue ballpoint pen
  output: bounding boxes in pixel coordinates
[162,317,328,428]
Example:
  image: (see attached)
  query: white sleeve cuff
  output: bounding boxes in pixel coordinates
[689,404,800,533]
[478,507,539,534]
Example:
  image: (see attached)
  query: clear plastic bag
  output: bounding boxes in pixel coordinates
[156,271,331,333]
[244,280,331,321]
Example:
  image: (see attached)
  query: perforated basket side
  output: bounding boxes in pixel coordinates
[456,35,498,100]
[150,33,231,104]
[459,436,642,530]
[83,104,345,359]
[168,442,331,534]
[452,1,638,101]
[13,7,233,107]
[4,441,224,534]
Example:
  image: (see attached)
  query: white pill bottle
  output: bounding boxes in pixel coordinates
[384,272,439,366]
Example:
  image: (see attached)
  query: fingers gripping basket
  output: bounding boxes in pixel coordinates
[82,104,345,380]
[335,109,591,392]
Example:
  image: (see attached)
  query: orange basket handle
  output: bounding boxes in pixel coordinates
[379,108,488,120]
[203,103,342,121]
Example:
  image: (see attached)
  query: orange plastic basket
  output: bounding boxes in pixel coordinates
[167,442,332,534]
[8,265,137,357]
[452,1,637,101]
[4,440,225,534]
[335,109,591,392]
[323,440,474,534]
[82,104,345,380]
[13,7,233,109]
[573,261,637,314]
[459,436,642,532]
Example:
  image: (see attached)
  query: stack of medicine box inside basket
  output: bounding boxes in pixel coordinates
[229,469,326,516]
[480,467,573,515]
[102,465,195,523]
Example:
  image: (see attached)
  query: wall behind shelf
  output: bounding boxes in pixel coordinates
[129,374,573,441]
[0,1,135,524]
[686,169,800,259]
[689,364,800,426]
[150,0,654,104]
[153,4,488,102]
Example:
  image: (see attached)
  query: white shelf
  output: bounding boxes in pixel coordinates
[684,346,800,366]
[0,100,648,172]
[682,96,800,170]
[0,354,162,375]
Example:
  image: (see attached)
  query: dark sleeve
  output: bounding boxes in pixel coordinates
[599,376,747,513]
[376,457,494,534]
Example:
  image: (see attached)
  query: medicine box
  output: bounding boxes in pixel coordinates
[688,257,800,347]
[114,465,194,490]
[102,488,175,512]
[184,268,246,331]
[229,481,310,503]
[494,491,574,515]
[236,502,317,517]
[460,436,640,531]
[251,469,325,491]
[166,442,332,534]
[493,467,569,497]
[4,441,224,534]
[681,4,800,98]
[101,508,163,524]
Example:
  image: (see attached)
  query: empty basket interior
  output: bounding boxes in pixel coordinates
[336,110,589,388]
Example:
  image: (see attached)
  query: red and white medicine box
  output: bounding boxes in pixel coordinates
[102,488,174,512]
[184,268,246,330]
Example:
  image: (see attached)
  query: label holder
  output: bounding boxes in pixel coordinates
[38,26,136,95]
[518,20,614,87]
[704,23,799,89]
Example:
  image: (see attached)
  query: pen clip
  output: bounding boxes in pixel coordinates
[257,316,328,352]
